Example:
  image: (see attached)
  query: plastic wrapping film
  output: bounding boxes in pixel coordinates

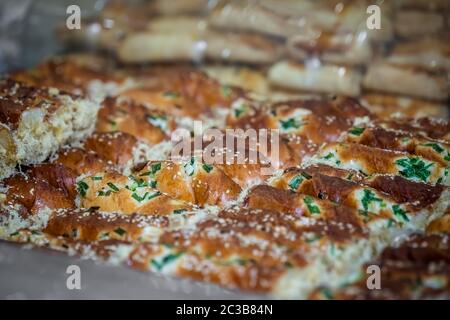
[52,0,450,118]
[1,0,450,300]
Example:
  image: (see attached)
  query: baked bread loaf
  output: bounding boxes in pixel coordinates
[0,79,99,179]
[0,44,448,300]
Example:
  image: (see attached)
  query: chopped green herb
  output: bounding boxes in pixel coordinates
[346,173,354,181]
[202,164,213,173]
[127,176,149,191]
[151,252,182,271]
[424,143,444,154]
[395,157,433,182]
[184,157,195,176]
[386,219,395,228]
[131,191,161,203]
[392,205,409,222]
[288,175,303,190]
[400,137,411,143]
[163,91,180,98]
[234,104,248,118]
[10,231,19,237]
[147,191,161,200]
[349,127,365,136]
[76,181,89,197]
[91,176,102,181]
[107,182,120,192]
[173,209,187,214]
[323,152,335,160]
[147,115,168,132]
[361,189,383,214]
[139,162,162,177]
[99,232,110,240]
[321,288,334,300]
[114,227,126,236]
[300,172,312,180]
[152,162,161,173]
[132,192,147,202]
[303,196,320,214]
[280,118,301,130]
[220,85,232,97]
[108,119,117,128]
[98,189,112,197]
[234,258,247,266]
[305,234,322,243]
[445,153,450,161]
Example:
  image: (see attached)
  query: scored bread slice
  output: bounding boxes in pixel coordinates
[0,79,99,179]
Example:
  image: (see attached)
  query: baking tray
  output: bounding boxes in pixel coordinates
[0,241,263,299]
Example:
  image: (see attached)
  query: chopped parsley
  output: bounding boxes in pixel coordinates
[126,176,150,191]
[108,119,117,128]
[234,103,248,118]
[423,143,444,154]
[91,176,102,181]
[360,189,383,215]
[98,189,112,197]
[140,162,162,177]
[107,182,119,192]
[349,127,365,136]
[303,196,320,214]
[288,175,303,190]
[305,234,322,243]
[99,232,110,240]
[323,152,335,160]
[76,181,89,197]
[395,157,433,182]
[151,252,182,271]
[280,118,302,130]
[163,91,180,98]
[147,115,168,133]
[220,85,232,97]
[184,158,195,176]
[392,204,409,222]
[386,219,396,228]
[301,172,312,180]
[321,288,334,300]
[173,209,187,215]
[131,191,161,203]
[114,227,126,236]
[202,164,213,173]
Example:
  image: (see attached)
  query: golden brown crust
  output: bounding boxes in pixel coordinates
[10,55,126,95]
[44,209,168,242]
[54,148,113,175]
[77,171,192,215]
[134,160,242,207]
[345,126,450,167]
[120,69,244,118]
[52,131,137,175]
[379,117,450,142]
[311,233,450,299]
[84,131,136,168]
[3,164,77,216]
[96,97,173,144]
[0,79,74,129]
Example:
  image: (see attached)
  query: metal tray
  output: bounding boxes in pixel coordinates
[0,241,263,299]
